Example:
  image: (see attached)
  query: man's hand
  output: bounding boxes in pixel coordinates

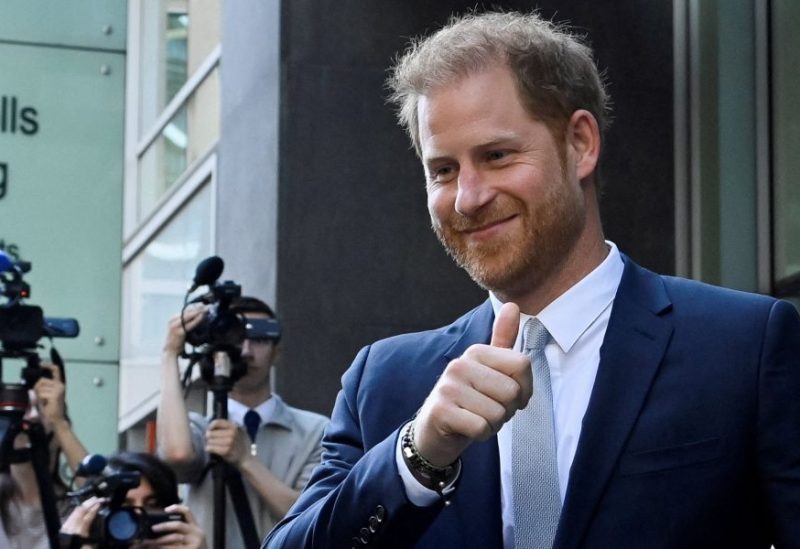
[205,419,250,467]
[163,306,207,357]
[142,504,208,548]
[413,302,532,467]
[60,496,106,541]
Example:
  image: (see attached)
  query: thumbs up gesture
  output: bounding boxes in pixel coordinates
[412,302,533,468]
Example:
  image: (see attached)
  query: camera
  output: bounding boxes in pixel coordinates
[184,256,281,349]
[0,252,79,353]
[185,279,246,349]
[182,256,281,387]
[72,455,184,547]
[93,505,184,547]
[0,251,79,460]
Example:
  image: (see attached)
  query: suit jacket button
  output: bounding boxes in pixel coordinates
[369,516,379,533]
[375,505,386,521]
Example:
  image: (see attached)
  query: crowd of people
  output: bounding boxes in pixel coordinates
[0,296,328,549]
[1,8,798,549]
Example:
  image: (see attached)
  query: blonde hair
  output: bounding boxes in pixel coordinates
[387,11,611,155]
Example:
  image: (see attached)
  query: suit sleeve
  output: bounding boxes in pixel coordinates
[262,345,444,548]
[757,299,800,546]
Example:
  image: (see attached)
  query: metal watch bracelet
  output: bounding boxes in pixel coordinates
[400,420,461,503]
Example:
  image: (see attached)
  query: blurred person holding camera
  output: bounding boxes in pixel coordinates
[156,296,328,547]
[59,451,206,548]
[0,363,89,549]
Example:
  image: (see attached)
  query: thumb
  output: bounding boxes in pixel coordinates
[490,302,520,349]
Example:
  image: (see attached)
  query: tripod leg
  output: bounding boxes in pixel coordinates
[225,465,261,548]
[28,425,62,549]
[211,387,230,549]
[212,457,226,549]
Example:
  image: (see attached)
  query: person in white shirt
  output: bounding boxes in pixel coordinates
[157,296,328,548]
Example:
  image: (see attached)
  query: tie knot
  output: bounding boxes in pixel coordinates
[523,317,549,354]
[243,409,261,443]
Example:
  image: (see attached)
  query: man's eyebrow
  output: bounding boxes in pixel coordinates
[474,135,519,150]
[423,153,454,167]
[424,136,519,164]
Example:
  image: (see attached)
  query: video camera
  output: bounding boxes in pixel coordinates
[70,454,183,547]
[0,251,79,352]
[182,256,281,387]
[0,251,79,461]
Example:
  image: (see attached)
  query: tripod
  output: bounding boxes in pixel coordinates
[195,350,261,549]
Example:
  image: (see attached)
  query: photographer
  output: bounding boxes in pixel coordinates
[156,297,328,547]
[0,363,88,549]
[60,451,206,548]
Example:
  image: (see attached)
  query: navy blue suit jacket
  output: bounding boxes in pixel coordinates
[264,258,800,548]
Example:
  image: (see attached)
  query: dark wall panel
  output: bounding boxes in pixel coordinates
[276,1,674,415]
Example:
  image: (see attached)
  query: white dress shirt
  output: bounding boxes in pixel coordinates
[495,242,622,547]
[228,395,276,427]
[397,242,624,549]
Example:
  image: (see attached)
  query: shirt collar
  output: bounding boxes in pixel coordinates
[490,241,624,353]
[227,393,292,430]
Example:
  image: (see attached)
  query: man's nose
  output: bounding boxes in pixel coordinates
[454,165,495,216]
[241,339,253,356]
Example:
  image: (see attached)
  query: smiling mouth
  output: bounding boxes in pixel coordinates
[462,214,517,235]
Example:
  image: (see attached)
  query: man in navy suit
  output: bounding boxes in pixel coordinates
[264,11,800,548]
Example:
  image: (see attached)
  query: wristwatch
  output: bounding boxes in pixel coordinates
[400,420,461,504]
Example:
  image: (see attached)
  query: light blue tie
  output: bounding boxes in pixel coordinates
[513,317,561,549]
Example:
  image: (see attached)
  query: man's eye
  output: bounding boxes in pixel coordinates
[429,165,455,182]
[436,166,452,177]
[486,150,508,161]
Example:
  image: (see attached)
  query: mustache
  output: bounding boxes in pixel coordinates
[435,201,522,233]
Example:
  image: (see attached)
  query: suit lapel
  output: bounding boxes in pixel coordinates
[555,258,674,549]
[443,299,494,361]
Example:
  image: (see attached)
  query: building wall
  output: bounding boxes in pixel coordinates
[217,0,281,303]
[0,0,126,454]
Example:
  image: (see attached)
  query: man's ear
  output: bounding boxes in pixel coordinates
[566,109,601,181]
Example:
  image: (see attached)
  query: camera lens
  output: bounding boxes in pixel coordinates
[106,508,140,542]
[0,384,28,416]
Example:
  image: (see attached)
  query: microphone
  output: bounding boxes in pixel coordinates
[69,453,140,500]
[188,256,224,293]
[68,454,110,498]
[76,453,109,477]
[0,250,13,274]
